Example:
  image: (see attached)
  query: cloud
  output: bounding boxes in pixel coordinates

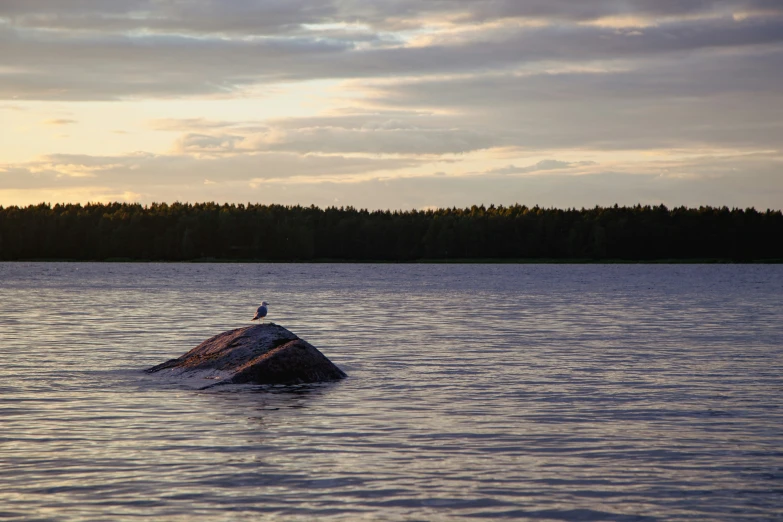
[176,133,246,155]
[0,0,332,35]
[369,47,783,106]
[1,10,782,100]
[486,160,599,175]
[44,119,77,125]
[361,46,783,151]
[150,118,240,132]
[0,26,351,100]
[0,1,781,210]
[250,153,783,211]
[0,150,424,191]
[2,150,780,210]
[248,126,495,155]
[2,1,782,34]
[156,112,501,156]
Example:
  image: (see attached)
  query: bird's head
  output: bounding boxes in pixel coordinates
[261,301,269,306]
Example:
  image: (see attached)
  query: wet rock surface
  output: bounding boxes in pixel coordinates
[146,323,347,388]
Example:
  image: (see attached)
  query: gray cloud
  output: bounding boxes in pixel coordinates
[177,133,246,154]
[3,150,780,210]
[3,1,782,34]
[255,154,783,211]
[0,0,331,35]
[0,25,350,100]
[150,119,240,132]
[163,112,500,156]
[1,1,782,210]
[341,0,783,26]
[0,151,422,192]
[2,11,782,100]
[44,119,77,125]
[37,33,779,159]
[252,127,494,155]
[364,46,783,151]
[487,160,599,175]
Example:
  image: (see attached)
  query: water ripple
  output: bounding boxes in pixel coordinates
[0,263,782,520]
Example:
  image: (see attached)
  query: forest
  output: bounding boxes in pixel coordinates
[0,202,781,262]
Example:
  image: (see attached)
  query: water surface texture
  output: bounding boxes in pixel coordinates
[1,263,782,521]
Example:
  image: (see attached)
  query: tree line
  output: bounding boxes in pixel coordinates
[0,202,781,262]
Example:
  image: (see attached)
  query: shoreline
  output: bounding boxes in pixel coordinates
[3,258,782,264]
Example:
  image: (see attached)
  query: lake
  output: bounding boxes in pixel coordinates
[1,263,781,521]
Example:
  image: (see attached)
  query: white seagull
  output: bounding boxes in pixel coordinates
[252,301,269,322]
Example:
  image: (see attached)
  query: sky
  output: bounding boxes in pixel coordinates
[1,0,782,210]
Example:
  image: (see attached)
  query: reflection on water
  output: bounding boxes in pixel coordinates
[1,263,782,521]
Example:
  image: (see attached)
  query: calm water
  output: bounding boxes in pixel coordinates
[1,263,782,521]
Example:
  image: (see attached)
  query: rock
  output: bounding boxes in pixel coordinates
[146,323,347,388]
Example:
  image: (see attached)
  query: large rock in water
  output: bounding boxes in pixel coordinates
[146,323,346,388]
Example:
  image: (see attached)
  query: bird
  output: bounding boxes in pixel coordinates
[252,301,269,323]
